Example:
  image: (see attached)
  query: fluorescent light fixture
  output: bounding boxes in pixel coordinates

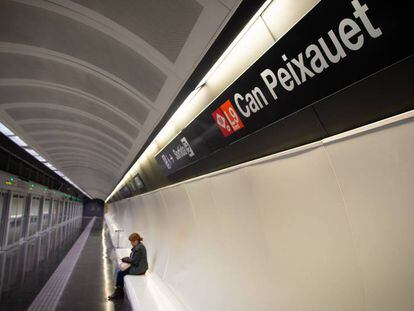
[154,121,177,147]
[2,122,91,198]
[25,148,39,157]
[169,88,201,129]
[0,122,14,136]
[261,0,320,40]
[44,162,56,171]
[105,0,276,203]
[196,0,273,89]
[9,135,28,147]
[7,132,92,198]
[34,155,46,162]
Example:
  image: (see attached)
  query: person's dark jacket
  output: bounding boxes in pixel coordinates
[122,242,148,275]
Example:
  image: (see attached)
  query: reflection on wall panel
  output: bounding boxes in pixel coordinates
[107,112,414,311]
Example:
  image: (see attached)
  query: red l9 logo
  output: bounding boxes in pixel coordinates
[220,100,244,131]
[212,100,244,137]
[212,108,233,137]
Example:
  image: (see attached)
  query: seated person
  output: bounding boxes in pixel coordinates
[108,232,148,300]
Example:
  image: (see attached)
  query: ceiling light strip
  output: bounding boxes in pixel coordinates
[105,0,274,203]
[0,121,92,198]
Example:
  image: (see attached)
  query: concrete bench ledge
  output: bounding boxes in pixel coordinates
[114,248,184,311]
[108,219,185,311]
[124,272,185,311]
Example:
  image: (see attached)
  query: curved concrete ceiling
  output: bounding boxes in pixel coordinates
[0,0,240,199]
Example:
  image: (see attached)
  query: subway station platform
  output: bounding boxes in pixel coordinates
[0,217,130,311]
[1,0,413,310]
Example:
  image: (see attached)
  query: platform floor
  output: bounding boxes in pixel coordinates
[0,219,83,310]
[0,217,130,311]
[56,218,128,311]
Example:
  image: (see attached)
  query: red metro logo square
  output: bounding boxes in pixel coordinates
[212,100,244,137]
[212,108,233,137]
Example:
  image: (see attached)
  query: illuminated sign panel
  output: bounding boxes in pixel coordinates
[155,0,414,175]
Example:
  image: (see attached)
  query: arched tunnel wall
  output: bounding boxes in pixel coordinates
[83,198,104,217]
[106,113,414,311]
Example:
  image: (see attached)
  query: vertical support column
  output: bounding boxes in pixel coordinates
[64,200,68,222]
[34,234,42,270]
[62,200,68,222]
[57,200,62,224]
[47,199,53,229]
[64,201,67,222]
[20,242,29,286]
[46,227,52,257]
[62,200,65,223]
[37,196,45,233]
[55,200,59,225]
[22,194,32,240]
[53,200,57,226]
[50,199,54,227]
[61,200,65,223]
[0,249,6,301]
[0,191,12,250]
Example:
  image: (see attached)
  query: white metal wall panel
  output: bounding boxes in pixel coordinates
[324,119,414,311]
[107,114,414,310]
[141,192,170,278]
[245,146,364,311]
[159,185,200,307]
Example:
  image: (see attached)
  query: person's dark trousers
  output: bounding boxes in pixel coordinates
[116,267,130,288]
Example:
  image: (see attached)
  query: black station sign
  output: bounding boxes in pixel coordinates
[155,0,414,175]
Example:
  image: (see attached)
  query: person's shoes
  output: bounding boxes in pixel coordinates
[107,287,123,300]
